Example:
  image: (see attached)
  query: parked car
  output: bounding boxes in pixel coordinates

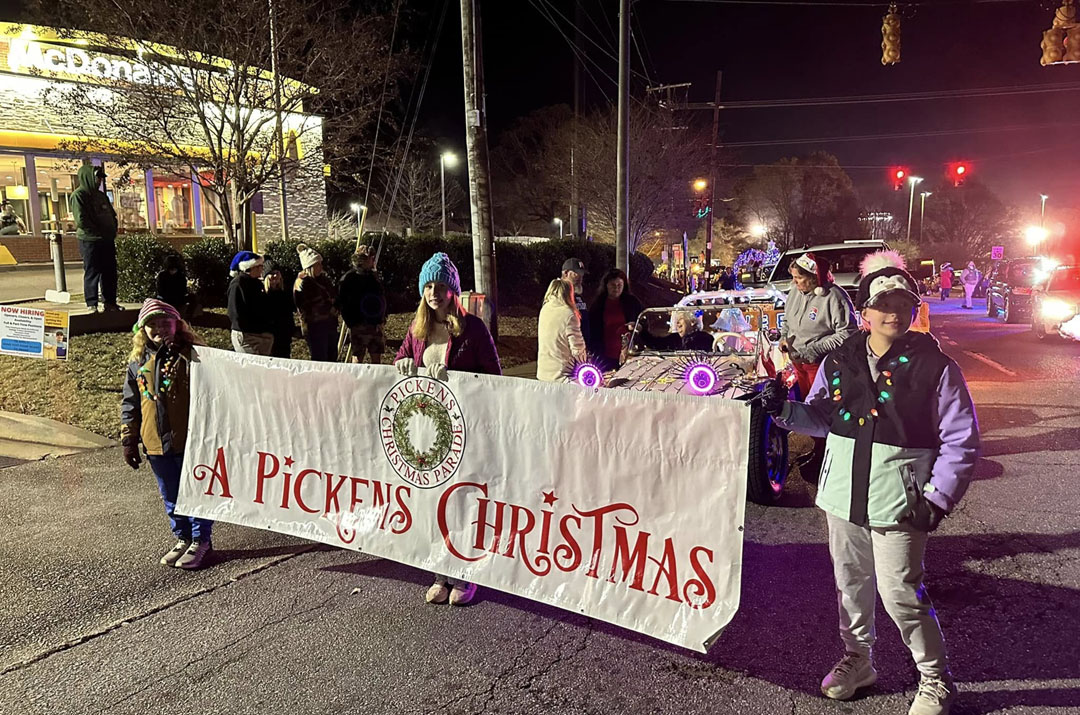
[985,257,1042,323]
[605,304,794,505]
[1032,265,1080,340]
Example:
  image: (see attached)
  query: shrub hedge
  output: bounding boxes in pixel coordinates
[115,233,654,311]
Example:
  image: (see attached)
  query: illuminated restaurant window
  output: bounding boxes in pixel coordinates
[152,171,194,233]
[102,162,149,233]
[34,157,82,233]
[197,172,227,235]
[0,154,32,234]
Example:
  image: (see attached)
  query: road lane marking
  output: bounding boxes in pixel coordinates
[962,350,1018,376]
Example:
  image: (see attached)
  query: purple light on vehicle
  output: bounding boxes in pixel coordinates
[686,364,717,395]
[575,363,603,389]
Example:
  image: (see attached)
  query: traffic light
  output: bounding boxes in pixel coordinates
[947,162,970,187]
[881,3,901,65]
[1065,25,1080,62]
[890,167,908,191]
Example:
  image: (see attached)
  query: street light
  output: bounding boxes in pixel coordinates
[553,217,563,238]
[693,178,707,192]
[440,151,458,237]
[919,191,931,243]
[349,202,368,250]
[1040,194,1049,228]
[906,176,923,242]
[750,223,767,238]
[1025,225,1049,249]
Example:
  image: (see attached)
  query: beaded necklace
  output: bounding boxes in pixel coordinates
[136,343,183,402]
[832,352,911,427]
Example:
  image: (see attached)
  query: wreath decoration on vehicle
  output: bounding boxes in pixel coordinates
[391,393,454,470]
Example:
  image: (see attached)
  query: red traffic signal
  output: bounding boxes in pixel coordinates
[890,167,909,191]
[947,162,970,187]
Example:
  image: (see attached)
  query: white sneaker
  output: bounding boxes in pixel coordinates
[909,675,958,715]
[820,652,877,700]
[160,540,191,566]
[175,540,212,569]
[449,582,477,606]
[425,581,449,604]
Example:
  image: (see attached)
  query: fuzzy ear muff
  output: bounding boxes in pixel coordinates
[860,249,906,277]
[814,286,825,296]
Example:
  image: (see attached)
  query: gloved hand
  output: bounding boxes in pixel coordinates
[909,498,947,532]
[426,363,449,381]
[395,357,416,376]
[757,378,787,417]
[123,443,142,470]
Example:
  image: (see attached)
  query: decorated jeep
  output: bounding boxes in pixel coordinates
[591,304,794,505]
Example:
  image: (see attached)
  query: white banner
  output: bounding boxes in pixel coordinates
[178,347,750,652]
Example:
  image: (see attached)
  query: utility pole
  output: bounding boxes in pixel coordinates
[267,0,289,242]
[615,0,631,275]
[460,0,498,338]
[570,0,582,240]
[705,71,722,290]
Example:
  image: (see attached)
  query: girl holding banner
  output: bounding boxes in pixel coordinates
[394,252,502,605]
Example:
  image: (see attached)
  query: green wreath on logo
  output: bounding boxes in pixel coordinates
[392,393,454,470]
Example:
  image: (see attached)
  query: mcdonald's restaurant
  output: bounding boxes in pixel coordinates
[0,23,327,263]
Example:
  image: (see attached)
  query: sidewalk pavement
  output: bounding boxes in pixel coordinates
[0,411,113,462]
[503,360,537,379]
[0,263,86,303]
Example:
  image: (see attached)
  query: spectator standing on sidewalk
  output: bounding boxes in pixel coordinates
[587,268,643,371]
[263,261,295,359]
[293,243,339,362]
[561,258,590,347]
[395,252,501,606]
[227,251,273,355]
[337,246,387,364]
[939,264,953,301]
[121,299,214,570]
[537,278,586,382]
[960,261,980,310]
[70,164,120,312]
[760,250,979,715]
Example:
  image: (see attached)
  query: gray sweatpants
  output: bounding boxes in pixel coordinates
[826,512,949,678]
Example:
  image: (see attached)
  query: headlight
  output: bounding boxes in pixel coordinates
[1042,298,1077,322]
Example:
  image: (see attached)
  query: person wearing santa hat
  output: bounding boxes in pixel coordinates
[760,250,979,715]
[780,251,859,481]
[227,250,274,355]
[121,299,215,569]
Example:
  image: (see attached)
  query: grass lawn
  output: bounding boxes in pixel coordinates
[0,311,538,439]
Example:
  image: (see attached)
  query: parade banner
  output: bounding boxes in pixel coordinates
[178,347,750,652]
[0,305,69,360]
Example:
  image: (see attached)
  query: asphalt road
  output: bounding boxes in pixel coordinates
[1,297,1078,715]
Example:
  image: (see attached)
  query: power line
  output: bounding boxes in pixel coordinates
[671,0,1029,7]
[533,0,652,84]
[722,121,1080,147]
[529,0,614,102]
[721,82,1080,109]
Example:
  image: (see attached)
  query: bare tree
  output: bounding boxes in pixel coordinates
[922,180,1019,259]
[30,0,407,249]
[395,156,465,236]
[735,153,860,250]
[490,104,707,247]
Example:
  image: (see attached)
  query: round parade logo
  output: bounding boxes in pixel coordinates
[379,376,466,489]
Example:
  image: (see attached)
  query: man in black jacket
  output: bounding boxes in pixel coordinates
[337,246,387,363]
[227,251,273,355]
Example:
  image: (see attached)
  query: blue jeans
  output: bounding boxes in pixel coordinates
[147,453,213,542]
[305,319,338,362]
[78,238,117,307]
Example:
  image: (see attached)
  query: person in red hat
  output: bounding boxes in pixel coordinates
[121,298,214,570]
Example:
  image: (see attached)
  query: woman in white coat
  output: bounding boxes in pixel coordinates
[537,278,587,381]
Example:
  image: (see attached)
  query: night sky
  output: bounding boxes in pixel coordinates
[419,0,1080,219]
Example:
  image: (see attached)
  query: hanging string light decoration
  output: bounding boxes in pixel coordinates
[882,3,901,66]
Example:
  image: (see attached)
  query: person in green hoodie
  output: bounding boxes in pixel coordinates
[70,164,120,312]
